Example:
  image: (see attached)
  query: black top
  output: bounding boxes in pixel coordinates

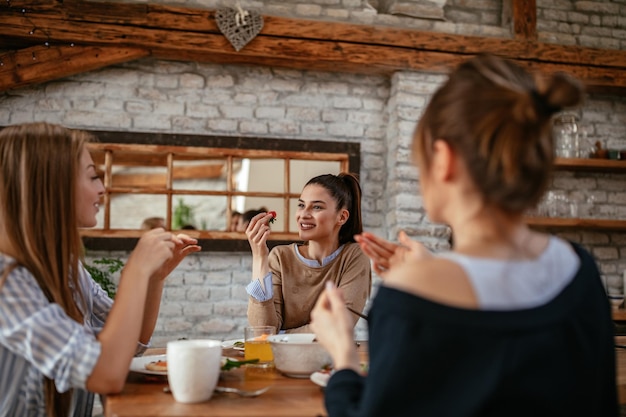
[325,243,618,417]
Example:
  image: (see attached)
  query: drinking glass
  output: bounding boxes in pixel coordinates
[244,326,276,366]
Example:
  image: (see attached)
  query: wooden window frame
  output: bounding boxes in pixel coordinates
[81,130,360,252]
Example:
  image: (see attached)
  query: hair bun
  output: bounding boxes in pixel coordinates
[538,72,584,116]
[530,89,560,117]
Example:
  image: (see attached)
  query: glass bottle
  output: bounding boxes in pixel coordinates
[553,113,580,158]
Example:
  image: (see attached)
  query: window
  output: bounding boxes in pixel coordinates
[82,130,360,251]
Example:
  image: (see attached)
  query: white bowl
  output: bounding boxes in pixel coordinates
[608,295,624,309]
[268,333,332,378]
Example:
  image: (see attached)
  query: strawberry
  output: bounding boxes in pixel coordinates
[268,211,277,224]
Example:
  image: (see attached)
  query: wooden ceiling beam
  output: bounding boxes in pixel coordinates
[3,2,622,68]
[511,0,537,41]
[0,44,148,91]
[0,1,624,91]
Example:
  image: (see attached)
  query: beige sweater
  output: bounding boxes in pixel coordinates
[247,242,372,333]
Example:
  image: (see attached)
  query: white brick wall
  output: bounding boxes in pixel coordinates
[538,0,626,49]
[2,0,626,346]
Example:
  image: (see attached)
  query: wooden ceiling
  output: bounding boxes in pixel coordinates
[0,0,625,93]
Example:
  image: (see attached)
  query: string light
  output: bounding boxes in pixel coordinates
[17,6,53,48]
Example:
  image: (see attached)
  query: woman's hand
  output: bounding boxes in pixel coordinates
[126,228,200,281]
[355,230,430,278]
[125,228,176,279]
[245,212,274,258]
[310,282,360,372]
[150,233,201,281]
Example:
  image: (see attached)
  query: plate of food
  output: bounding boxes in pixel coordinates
[310,369,332,388]
[309,361,368,388]
[130,354,168,376]
[221,339,245,351]
[130,354,258,376]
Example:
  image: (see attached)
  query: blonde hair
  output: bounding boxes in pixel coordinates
[0,122,93,416]
[413,54,583,213]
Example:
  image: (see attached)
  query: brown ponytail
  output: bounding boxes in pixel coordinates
[413,54,584,214]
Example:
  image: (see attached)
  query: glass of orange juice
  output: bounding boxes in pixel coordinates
[244,326,276,366]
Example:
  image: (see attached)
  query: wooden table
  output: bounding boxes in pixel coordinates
[106,339,626,414]
[104,343,368,417]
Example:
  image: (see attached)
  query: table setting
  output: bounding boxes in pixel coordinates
[104,329,369,417]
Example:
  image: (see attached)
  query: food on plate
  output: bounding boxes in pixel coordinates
[144,357,260,373]
[268,211,277,224]
[233,340,245,349]
[221,357,260,371]
[145,360,167,372]
[317,361,368,375]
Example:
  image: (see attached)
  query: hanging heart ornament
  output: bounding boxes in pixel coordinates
[215,8,264,52]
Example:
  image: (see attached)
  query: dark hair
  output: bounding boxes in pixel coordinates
[241,207,268,226]
[305,173,362,244]
[413,54,584,213]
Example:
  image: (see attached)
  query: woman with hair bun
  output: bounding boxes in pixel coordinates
[245,173,371,333]
[311,55,617,416]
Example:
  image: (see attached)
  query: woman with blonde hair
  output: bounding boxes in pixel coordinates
[0,122,200,416]
[311,55,617,416]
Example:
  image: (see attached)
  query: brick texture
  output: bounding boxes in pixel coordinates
[1,0,625,347]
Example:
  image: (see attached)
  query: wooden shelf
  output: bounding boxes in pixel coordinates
[526,158,626,232]
[554,158,626,173]
[525,217,626,231]
[613,309,626,321]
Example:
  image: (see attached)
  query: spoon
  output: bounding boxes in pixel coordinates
[163,385,271,397]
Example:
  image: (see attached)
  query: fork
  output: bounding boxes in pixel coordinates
[346,306,368,320]
[163,385,271,397]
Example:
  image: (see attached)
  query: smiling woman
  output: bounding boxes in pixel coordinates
[80,130,360,252]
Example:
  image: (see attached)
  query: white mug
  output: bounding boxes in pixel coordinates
[166,339,222,403]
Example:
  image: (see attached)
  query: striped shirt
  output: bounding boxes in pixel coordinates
[0,254,110,417]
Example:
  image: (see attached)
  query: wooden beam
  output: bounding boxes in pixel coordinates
[108,163,224,188]
[512,0,537,40]
[0,44,148,91]
[0,1,624,91]
[2,3,622,68]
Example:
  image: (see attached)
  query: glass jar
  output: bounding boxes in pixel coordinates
[553,113,580,158]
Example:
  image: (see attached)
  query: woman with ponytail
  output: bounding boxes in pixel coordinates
[0,122,200,417]
[311,55,617,416]
[245,173,371,333]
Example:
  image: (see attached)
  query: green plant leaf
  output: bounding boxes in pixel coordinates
[84,257,123,299]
